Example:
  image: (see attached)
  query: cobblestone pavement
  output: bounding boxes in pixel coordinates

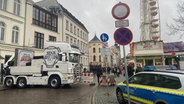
[93,74,125,104]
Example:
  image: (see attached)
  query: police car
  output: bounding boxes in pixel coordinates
[116,70,184,104]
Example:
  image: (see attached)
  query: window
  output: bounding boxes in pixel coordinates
[34,32,44,49]
[66,20,69,30]
[70,38,73,44]
[0,0,7,10]
[66,36,69,43]
[83,32,85,39]
[49,36,56,41]
[80,31,82,38]
[99,55,101,62]
[0,22,5,41]
[74,39,76,44]
[80,42,83,50]
[77,40,79,46]
[129,74,156,85]
[12,26,19,43]
[70,23,73,33]
[93,55,96,61]
[77,29,79,36]
[93,48,96,53]
[129,73,182,89]
[80,57,82,63]
[74,26,76,35]
[14,0,20,15]
[157,75,181,89]
[69,53,80,63]
[46,14,52,29]
[32,5,57,32]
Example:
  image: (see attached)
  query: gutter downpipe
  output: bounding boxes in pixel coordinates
[23,0,28,48]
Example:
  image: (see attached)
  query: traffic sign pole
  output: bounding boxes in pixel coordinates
[123,46,130,104]
[112,2,131,104]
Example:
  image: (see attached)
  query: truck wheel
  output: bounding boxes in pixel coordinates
[17,78,27,88]
[49,76,61,88]
[4,77,14,88]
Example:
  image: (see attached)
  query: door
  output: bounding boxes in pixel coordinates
[128,73,156,103]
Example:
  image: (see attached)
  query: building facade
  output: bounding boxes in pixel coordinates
[89,35,121,70]
[130,40,184,69]
[89,35,103,67]
[36,0,89,69]
[0,0,89,69]
[0,0,28,63]
[110,43,121,67]
[130,40,164,67]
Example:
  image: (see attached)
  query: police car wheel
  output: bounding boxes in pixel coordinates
[49,76,61,88]
[116,88,126,104]
[4,77,14,88]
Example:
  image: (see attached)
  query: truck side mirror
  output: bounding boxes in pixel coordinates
[62,53,68,61]
[65,57,68,61]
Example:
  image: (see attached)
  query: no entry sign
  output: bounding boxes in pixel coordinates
[114,28,133,45]
[111,2,130,20]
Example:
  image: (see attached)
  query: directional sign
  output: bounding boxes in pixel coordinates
[100,33,109,42]
[112,2,130,20]
[115,19,129,28]
[100,48,112,57]
[114,28,133,45]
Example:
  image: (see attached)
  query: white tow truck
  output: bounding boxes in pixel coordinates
[3,42,82,88]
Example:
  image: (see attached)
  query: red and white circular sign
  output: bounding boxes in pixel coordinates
[111,2,130,20]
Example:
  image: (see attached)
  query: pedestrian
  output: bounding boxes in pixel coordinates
[119,65,124,75]
[96,66,102,85]
[107,67,111,74]
[116,67,120,77]
[135,65,142,73]
[127,64,134,78]
[112,66,117,76]
[83,68,87,73]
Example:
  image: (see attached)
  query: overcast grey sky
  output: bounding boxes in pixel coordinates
[33,0,184,55]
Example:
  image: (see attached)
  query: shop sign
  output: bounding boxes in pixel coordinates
[136,41,162,50]
[164,41,184,53]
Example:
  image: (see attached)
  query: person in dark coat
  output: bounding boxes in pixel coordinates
[136,65,142,73]
[127,64,134,78]
[96,66,102,85]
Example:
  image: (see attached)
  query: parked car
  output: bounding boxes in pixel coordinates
[116,70,184,104]
[144,65,177,71]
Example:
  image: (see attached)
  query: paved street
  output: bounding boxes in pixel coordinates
[0,83,96,104]
[93,74,125,104]
[0,74,125,104]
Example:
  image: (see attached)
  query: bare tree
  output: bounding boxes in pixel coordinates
[167,2,184,39]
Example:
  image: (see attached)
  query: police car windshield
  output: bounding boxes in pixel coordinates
[69,53,80,63]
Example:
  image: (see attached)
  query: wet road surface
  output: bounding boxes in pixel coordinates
[0,84,96,104]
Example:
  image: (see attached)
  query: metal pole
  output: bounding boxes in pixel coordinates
[105,55,109,96]
[1,63,3,83]
[123,46,130,104]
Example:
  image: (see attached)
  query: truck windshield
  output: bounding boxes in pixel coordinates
[69,53,80,63]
